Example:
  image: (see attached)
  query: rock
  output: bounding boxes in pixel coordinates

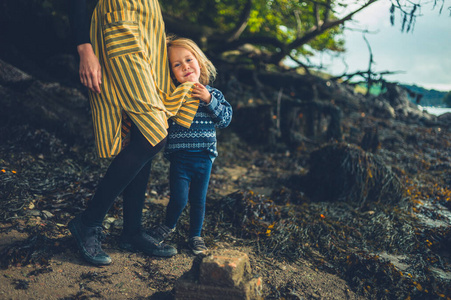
[174,250,263,300]
[438,112,451,127]
[371,99,396,119]
[199,250,251,287]
[0,59,33,89]
[26,210,41,217]
[378,83,441,123]
[41,210,54,219]
[103,217,117,229]
[383,82,412,108]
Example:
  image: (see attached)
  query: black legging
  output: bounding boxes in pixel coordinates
[81,123,166,235]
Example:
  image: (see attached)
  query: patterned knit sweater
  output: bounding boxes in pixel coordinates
[164,85,233,158]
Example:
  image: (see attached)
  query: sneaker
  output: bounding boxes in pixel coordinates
[68,216,112,265]
[119,231,177,257]
[188,236,208,255]
[148,224,175,244]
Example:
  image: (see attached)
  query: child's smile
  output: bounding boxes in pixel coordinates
[169,47,201,84]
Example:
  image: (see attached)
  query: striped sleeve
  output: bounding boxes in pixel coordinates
[165,82,200,128]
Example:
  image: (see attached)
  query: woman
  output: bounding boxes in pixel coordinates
[68,0,199,265]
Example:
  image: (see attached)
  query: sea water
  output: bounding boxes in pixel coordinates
[418,106,451,116]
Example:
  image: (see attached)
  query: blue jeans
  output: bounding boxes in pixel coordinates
[165,151,213,238]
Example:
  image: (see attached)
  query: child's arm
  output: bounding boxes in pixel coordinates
[202,88,233,129]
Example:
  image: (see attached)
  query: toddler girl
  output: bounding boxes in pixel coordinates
[150,36,233,254]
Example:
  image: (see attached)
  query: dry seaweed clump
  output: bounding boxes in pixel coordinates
[212,190,280,239]
[303,142,405,208]
[0,233,68,269]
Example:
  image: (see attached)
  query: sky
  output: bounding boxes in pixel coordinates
[309,1,451,92]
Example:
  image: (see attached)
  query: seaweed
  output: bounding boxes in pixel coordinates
[213,190,280,239]
[302,142,405,208]
[210,189,450,299]
[0,234,68,269]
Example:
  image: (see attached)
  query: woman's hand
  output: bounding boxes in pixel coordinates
[77,43,102,93]
[192,83,211,104]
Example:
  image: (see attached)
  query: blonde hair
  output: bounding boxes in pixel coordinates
[167,35,216,85]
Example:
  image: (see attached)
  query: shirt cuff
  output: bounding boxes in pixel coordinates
[202,94,219,111]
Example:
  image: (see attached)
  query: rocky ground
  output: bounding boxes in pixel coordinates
[0,58,450,299]
[0,125,367,299]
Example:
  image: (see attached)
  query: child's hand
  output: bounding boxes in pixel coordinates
[192,83,211,104]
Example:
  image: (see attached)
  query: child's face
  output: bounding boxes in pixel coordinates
[168,47,201,84]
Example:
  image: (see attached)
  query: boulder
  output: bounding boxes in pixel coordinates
[0,59,92,144]
[174,250,262,300]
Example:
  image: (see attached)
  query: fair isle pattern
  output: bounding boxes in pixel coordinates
[165,86,233,158]
[169,131,216,139]
[89,0,199,158]
[168,143,216,150]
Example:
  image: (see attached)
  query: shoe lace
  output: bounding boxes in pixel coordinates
[191,237,206,249]
[85,227,106,255]
[95,227,107,241]
[153,225,174,240]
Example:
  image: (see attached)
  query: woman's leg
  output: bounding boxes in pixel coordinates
[69,123,175,265]
[81,123,166,227]
[122,159,152,235]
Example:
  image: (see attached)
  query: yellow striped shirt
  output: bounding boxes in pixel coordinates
[89,0,198,157]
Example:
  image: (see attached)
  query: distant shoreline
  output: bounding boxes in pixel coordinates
[418,106,451,116]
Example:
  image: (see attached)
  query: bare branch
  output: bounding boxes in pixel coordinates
[226,0,253,42]
[363,33,373,96]
[222,0,380,65]
[330,70,404,82]
[287,53,312,75]
[288,0,379,52]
